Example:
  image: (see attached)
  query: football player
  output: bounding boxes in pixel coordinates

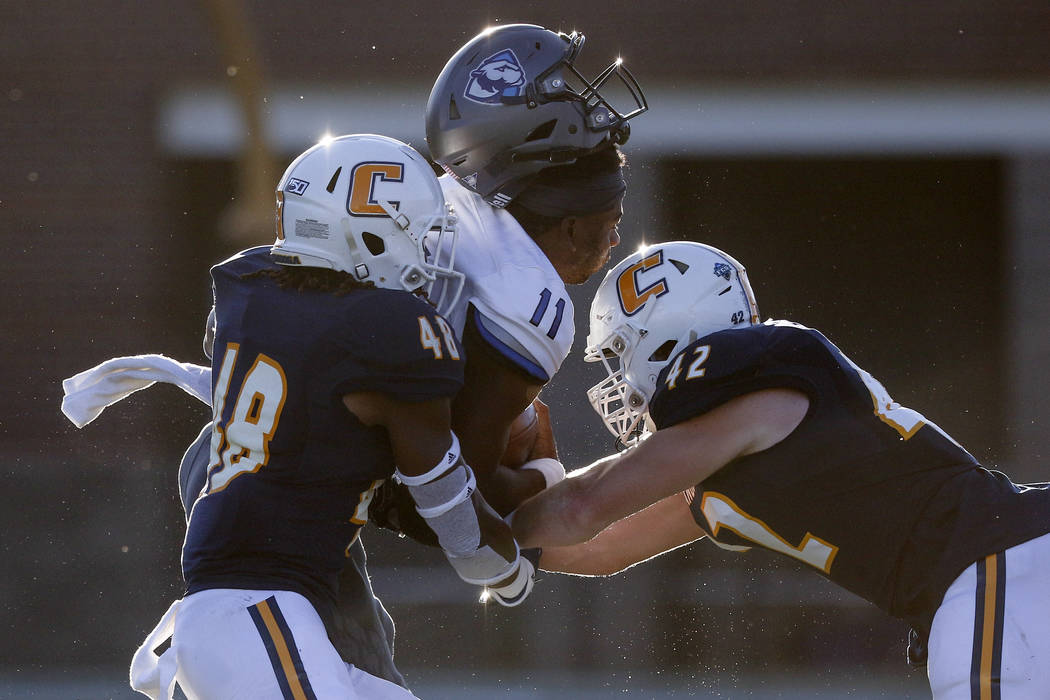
[511,241,1050,699]
[423,22,648,513]
[128,134,533,700]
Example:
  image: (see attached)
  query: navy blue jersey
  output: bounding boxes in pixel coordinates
[182,247,464,625]
[649,320,1050,634]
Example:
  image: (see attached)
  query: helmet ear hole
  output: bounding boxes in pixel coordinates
[648,339,678,363]
[325,167,342,194]
[362,232,385,256]
[525,120,558,142]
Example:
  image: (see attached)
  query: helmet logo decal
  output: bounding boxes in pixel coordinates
[464,49,526,104]
[285,178,309,196]
[713,262,732,281]
[347,161,404,217]
[617,251,669,316]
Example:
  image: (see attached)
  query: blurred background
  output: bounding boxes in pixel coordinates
[4,1,1050,698]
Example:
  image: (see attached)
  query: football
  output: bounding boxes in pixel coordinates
[501,403,539,467]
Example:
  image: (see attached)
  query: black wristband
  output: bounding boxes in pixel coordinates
[521,547,542,569]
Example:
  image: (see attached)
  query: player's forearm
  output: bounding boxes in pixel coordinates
[510,474,602,548]
[510,453,634,548]
[453,409,529,513]
[478,465,545,516]
[536,492,706,575]
[537,539,630,576]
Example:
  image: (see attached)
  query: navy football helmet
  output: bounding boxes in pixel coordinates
[426,23,647,207]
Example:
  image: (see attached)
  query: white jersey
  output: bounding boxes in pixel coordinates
[437,175,573,383]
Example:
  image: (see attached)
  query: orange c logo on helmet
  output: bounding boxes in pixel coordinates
[617,251,668,315]
[347,162,404,216]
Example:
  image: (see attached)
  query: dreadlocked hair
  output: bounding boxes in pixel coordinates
[241,266,375,296]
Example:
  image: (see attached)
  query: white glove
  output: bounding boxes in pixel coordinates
[519,457,565,489]
[485,555,535,607]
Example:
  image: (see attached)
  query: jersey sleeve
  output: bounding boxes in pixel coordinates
[467,266,574,383]
[325,291,465,402]
[649,324,818,429]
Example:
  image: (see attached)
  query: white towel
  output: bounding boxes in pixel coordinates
[61,354,213,428]
[129,598,181,699]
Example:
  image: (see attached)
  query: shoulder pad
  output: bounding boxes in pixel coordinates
[327,290,464,401]
[650,324,817,429]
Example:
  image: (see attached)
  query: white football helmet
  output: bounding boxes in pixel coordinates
[585,241,760,447]
[271,133,463,315]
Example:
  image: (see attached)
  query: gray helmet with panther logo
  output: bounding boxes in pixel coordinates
[425,23,647,207]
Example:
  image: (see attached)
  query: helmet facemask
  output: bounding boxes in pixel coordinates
[535,33,647,142]
[352,197,464,318]
[512,31,648,150]
[418,207,463,317]
[585,326,653,449]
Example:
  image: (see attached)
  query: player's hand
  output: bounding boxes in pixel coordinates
[526,399,558,462]
[367,479,440,547]
[516,399,565,488]
[485,553,536,607]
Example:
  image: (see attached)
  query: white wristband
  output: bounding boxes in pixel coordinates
[486,554,535,607]
[519,457,565,488]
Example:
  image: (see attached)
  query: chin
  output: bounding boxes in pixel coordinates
[566,267,594,285]
[586,254,613,280]
[566,253,612,285]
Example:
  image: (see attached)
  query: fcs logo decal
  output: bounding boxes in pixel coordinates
[617,251,669,316]
[347,161,404,217]
[464,49,526,104]
[713,262,732,281]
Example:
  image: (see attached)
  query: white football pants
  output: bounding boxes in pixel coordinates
[927,531,1050,699]
[131,588,418,700]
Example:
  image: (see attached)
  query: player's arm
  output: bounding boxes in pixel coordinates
[511,387,809,549]
[344,392,534,606]
[452,327,547,515]
[538,490,706,575]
